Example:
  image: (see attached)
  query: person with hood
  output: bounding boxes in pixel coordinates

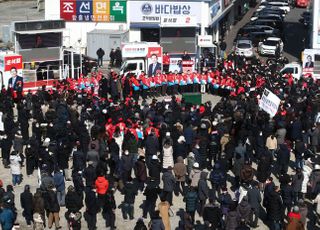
[277,143,290,176]
[145,130,159,168]
[149,210,165,230]
[143,178,161,219]
[286,206,304,230]
[148,155,161,185]
[9,151,21,186]
[210,163,226,197]
[173,156,187,196]
[0,200,14,230]
[134,155,147,191]
[158,196,171,230]
[45,185,61,229]
[83,161,97,188]
[225,201,239,230]
[53,169,66,206]
[265,186,284,230]
[218,186,233,218]
[65,185,83,220]
[203,198,223,229]
[184,186,198,224]
[198,171,209,216]
[162,166,176,206]
[95,174,109,207]
[84,186,100,230]
[237,196,252,226]
[280,178,294,215]
[292,168,304,203]
[72,143,86,172]
[174,135,187,160]
[309,125,319,154]
[162,141,174,170]
[86,144,99,168]
[121,176,138,220]
[190,162,201,188]
[187,152,196,175]
[33,189,45,226]
[120,149,134,183]
[103,188,116,230]
[309,164,320,198]
[20,184,33,227]
[247,181,261,228]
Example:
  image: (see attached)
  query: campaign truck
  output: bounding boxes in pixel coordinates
[120,42,163,77]
[0,51,23,89]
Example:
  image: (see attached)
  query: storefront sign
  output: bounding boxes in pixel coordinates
[160,16,196,26]
[259,88,280,117]
[197,35,213,47]
[60,0,127,22]
[129,1,202,23]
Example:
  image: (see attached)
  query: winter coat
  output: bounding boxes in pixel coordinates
[247,186,261,210]
[158,201,170,230]
[185,190,198,212]
[174,142,187,159]
[266,191,283,221]
[292,173,304,193]
[281,184,294,205]
[121,154,134,172]
[240,164,254,184]
[190,168,201,187]
[266,136,277,150]
[85,189,100,214]
[65,191,83,213]
[277,144,290,165]
[183,126,194,145]
[95,176,109,195]
[256,153,272,182]
[86,149,100,168]
[145,135,159,156]
[53,171,65,192]
[20,190,34,216]
[237,199,252,223]
[299,205,308,226]
[309,169,320,193]
[220,134,230,152]
[225,210,239,230]
[173,156,187,182]
[45,190,60,213]
[143,181,160,203]
[187,155,195,175]
[134,159,147,182]
[72,150,86,171]
[83,165,97,187]
[162,171,176,192]
[198,172,209,201]
[302,164,312,193]
[0,208,14,230]
[218,192,233,215]
[150,217,165,230]
[286,217,304,230]
[33,192,45,216]
[148,159,161,181]
[162,145,174,169]
[122,181,138,204]
[9,154,21,175]
[203,204,222,228]
[210,164,225,186]
[309,127,319,146]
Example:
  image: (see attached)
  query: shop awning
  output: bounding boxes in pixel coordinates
[130,23,160,29]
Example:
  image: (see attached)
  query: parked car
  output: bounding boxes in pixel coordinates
[251,14,283,22]
[248,19,284,32]
[239,25,280,36]
[252,9,286,18]
[258,2,291,13]
[235,39,254,57]
[258,37,284,56]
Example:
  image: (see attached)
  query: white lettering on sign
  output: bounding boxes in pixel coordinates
[63,2,74,13]
[79,2,91,14]
[95,2,108,14]
[113,2,124,14]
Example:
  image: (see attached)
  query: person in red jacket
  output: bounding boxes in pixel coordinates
[163,52,170,73]
[95,174,109,207]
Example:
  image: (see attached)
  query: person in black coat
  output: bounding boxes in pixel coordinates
[45,186,61,229]
[121,177,138,220]
[280,179,294,215]
[145,132,159,168]
[143,178,161,219]
[247,181,261,228]
[148,155,161,185]
[265,186,284,230]
[20,185,33,226]
[203,199,222,229]
[72,170,85,200]
[277,143,290,175]
[85,187,100,230]
[72,144,86,172]
[83,162,97,188]
[198,171,209,216]
[103,189,116,229]
[65,185,83,219]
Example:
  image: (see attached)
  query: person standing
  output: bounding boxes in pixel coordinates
[103,188,116,230]
[265,186,284,230]
[45,185,61,229]
[96,48,105,67]
[9,151,22,186]
[115,47,122,67]
[95,174,109,208]
[143,178,161,219]
[121,177,138,220]
[162,167,176,206]
[20,185,33,227]
[0,201,14,230]
[163,52,170,73]
[185,186,198,224]
[53,169,66,207]
[219,40,227,59]
[109,48,116,67]
[158,196,171,230]
[84,187,100,230]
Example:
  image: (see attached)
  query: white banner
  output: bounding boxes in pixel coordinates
[259,88,280,117]
[129,1,203,23]
[161,16,196,26]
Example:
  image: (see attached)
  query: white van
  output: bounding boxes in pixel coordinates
[280,62,302,80]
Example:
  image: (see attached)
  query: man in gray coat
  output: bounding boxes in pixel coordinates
[162,167,176,206]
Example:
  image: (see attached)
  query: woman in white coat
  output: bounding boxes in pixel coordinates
[10,151,22,186]
[301,159,313,198]
[162,141,174,170]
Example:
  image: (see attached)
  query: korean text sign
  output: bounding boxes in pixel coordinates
[259,88,281,117]
[4,56,23,72]
[60,0,126,22]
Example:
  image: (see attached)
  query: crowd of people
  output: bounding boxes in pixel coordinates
[0,54,319,230]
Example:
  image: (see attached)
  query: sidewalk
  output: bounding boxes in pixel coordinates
[225,5,259,52]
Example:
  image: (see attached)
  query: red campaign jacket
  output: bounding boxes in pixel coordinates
[105,123,115,139]
[131,76,140,87]
[163,55,170,65]
[128,128,138,140]
[154,75,161,85]
[141,76,151,87]
[237,86,245,94]
[167,73,174,83]
[175,74,181,84]
[145,126,159,138]
[161,74,167,84]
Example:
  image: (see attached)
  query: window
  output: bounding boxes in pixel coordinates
[139,63,143,70]
[124,63,137,72]
[282,68,294,74]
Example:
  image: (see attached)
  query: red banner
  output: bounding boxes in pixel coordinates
[60,0,77,21]
[147,47,162,58]
[4,55,23,72]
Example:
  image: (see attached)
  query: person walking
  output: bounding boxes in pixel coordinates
[45,185,61,229]
[84,187,100,230]
[121,177,138,220]
[158,196,171,230]
[96,48,105,67]
[185,186,198,224]
[9,151,22,186]
[162,167,176,206]
[20,185,33,227]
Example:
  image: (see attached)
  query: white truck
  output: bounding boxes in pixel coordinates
[280,62,302,80]
[120,42,163,77]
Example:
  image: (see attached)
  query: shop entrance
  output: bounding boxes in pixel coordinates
[141,28,160,43]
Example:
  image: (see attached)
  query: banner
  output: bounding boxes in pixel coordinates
[259,88,280,117]
[129,1,203,23]
[4,55,23,72]
[60,0,126,22]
